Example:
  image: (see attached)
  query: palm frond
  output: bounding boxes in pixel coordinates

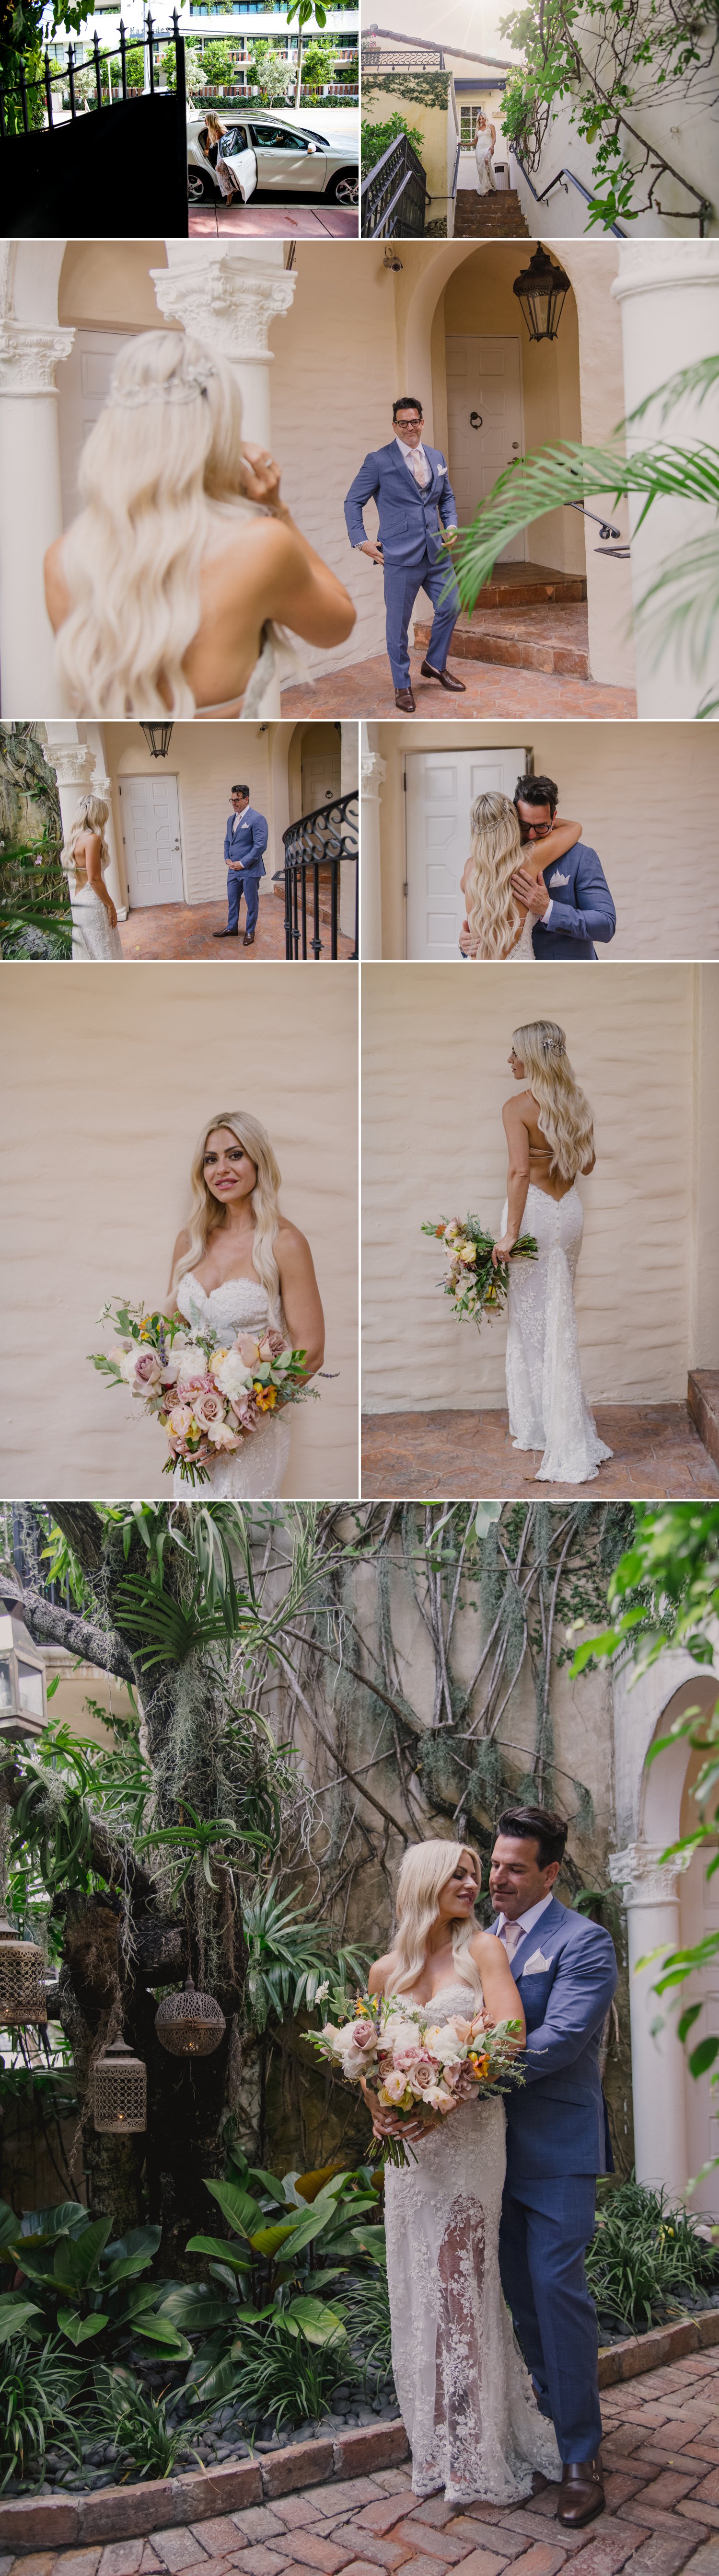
[453,440,719,611]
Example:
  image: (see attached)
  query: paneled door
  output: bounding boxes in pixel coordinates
[679,1843,719,2219]
[58,328,137,527]
[405,744,532,962]
[119,774,184,909]
[445,335,525,563]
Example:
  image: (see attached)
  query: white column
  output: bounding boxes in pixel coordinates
[608,1842,691,2198]
[360,731,385,961]
[84,723,126,916]
[151,245,297,444]
[0,320,74,717]
[611,243,719,716]
[43,726,126,919]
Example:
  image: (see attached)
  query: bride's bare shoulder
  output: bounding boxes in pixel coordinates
[368,1949,397,1995]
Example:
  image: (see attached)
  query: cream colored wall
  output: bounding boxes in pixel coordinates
[360,83,451,202]
[442,246,584,575]
[268,243,398,679]
[510,37,718,240]
[0,964,358,1500]
[372,718,719,962]
[690,967,719,1371]
[102,720,278,908]
[58,242,174,331]
[362,962,714,1413]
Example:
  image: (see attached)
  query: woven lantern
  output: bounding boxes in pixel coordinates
[93,2035,147,2133]
[0,1914,48,2026]
[155,1977,226,2058]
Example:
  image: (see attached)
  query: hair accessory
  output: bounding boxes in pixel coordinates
[543,1030,565,1056]
[108,362,218,411]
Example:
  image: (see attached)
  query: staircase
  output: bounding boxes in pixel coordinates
[453,186,530,238]
[414,561,590,680]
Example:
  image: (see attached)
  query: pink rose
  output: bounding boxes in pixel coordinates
[192,1387,226,1432]
[393,2045,422,2072]
[167,1404,194,1439]
[346,2018,376,2054]
[134,1349,162,1385]
[258,1330,285,1360]
[407,2052,439,2093]
[234,1333,262,1367]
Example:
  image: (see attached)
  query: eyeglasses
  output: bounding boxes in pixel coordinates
[396,419,423,430]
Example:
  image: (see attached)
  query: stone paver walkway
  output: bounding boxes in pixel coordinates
[13,2351,719,2576]
[281,654,637,722]
[117,897,353,963]
[188,204,357,236]
[361,1405,719,1499]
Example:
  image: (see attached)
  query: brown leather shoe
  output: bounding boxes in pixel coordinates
[394,687,416,712]
[243,931,255,947]
[212,926,238,937]
[420,660,466,693]
[557,2461,604,2528]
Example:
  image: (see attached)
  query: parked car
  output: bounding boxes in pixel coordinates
[187,109,359,205]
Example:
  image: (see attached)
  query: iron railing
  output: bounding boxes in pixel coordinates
[277,789,358,961]
[0,9,184,138]
[361,129,427,237]
[510,151,627,238]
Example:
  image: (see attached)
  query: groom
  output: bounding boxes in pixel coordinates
[213,783,268,949]
[460,773,616,960]
[490,1804,617,2527]
[344,397,466,714]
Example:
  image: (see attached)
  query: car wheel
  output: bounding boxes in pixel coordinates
[187,166,215,203]
[328,170,358,205]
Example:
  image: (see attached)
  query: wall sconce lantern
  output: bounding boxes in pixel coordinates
[0,1612,47,1744]
[512,245,570,343]
[140,723,174,759]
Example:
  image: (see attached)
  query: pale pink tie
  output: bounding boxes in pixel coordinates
[411,450,428,486]
[502,1921,523,1962]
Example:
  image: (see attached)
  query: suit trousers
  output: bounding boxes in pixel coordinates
[227,867,259,935]
[499,2172,602,2462]
[383,550,461,688]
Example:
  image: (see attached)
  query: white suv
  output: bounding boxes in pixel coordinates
[187,108,359,205]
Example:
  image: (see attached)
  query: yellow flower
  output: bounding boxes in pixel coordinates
[255,1385,277,1412]
[459,1245,476,1266]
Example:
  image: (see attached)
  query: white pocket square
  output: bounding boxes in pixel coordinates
[548,870,569,887]
[521,1949,552,1974]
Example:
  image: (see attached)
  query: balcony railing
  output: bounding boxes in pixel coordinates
[276,789,358,960]
[361,129,426,237]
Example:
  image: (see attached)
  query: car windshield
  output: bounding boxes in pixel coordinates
[250,123,307,148]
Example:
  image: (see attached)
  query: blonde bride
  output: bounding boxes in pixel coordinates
[492,1019,613,1483]
[44,332,356,720]
[460,792,582,961]
[61,793,124,962]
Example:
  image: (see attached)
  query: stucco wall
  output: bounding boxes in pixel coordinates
[442,248,585,576]
[362,961,715,1413]
[360,75,454,205]
[0,963,358,1498]
[370,717,719,961]
[509,29,718,240]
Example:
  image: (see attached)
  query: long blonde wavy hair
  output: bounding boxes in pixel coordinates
[171,1111,283,1327]
[512,1019,594,1183]
[60,793,110,887]
[464,791,523,960]
[385,1840,484,2002]
[55,332,250,719]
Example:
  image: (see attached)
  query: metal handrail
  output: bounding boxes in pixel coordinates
[277,789,358,962]
[510,149,626,237]
[0,8,184,137]
[361,128,427,237]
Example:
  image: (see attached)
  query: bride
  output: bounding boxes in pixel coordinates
[474,108,497,194]
[166,1110,324,1497]
[460,792,581,960]
[61,793,124,962]
[364,1840,561,2507]
[492,1020,612,1484]
[44,332,356,720]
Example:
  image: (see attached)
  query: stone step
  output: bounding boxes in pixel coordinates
[464,564,587,609]
[688,1370,719,1470]
[453,187,530,237]
[414,599,591,679]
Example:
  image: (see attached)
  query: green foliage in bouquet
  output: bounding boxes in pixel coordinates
[422,1217,538,1327]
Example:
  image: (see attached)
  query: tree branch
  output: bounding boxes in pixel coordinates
[2,1569,137,1685]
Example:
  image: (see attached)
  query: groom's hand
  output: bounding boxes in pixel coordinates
[511,865,550,917]
[358,541,384,563]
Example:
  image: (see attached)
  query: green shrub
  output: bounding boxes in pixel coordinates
[93,2370,205,2480]
[0,2336,83,2492]
[338,2260,393,2392]
[360,112,423,180]
[226,2309,354,2431]
[587,2180,719,2334]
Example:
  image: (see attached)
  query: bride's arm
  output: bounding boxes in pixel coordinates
[491,1097,530,1264]
[469,1930,525,2043]
[85,831,118,925]
[541,817,581,862]
[238,448,356,651]
[276,1222,325,1376]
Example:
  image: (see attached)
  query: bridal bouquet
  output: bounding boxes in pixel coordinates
[422,1216,537,1328]
[90,1299,312,1487]
[315,1993,524,2167]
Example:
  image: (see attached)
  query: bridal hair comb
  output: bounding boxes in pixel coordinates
[543,1029,566,1056]
[108,362,218,410]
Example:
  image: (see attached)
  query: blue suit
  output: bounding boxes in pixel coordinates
[532,841,616,960]
[491,1896,617,2463]
[225,804,267,936]
[344,440,461,690]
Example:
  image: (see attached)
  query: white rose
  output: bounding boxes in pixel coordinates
[426,2024,467,2063]
[381,2015,423,2055]
[214,1350,256,1400]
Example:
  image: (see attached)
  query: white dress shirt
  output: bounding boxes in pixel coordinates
[495,1890,554,1960]
[394,433,432,488]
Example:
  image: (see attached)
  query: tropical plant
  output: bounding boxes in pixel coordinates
[199,41,234,85]
[286,0,327,105]
[0,836,70,962]
[93,2367,205,2478]
[337,2244,393,2391]
[242,1879,366,2032]
[1,2201,188,2359]
[224,2306,352,2429]
[453,356,719,717]
[0,2335,83,2491]
[587,2178,719,2331]
[361,110,423,178]
[156,2152,380,2405]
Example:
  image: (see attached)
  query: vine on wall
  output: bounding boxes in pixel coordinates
[499,0,716,230]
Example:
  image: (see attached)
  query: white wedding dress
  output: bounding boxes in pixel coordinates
[66,842,124,962]
[501,1184,613,1484]
[474,128,497,194]
[174,1272,291,1497]
[507,911,535,960]
[384,1981,561,2506]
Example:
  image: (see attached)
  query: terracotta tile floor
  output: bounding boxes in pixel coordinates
[188,203,357,236]
[414,602,591,678]
[281,653,637,722]
[28,2350,719,2576]
[361,1404,719,1499]
[117,898,353,962]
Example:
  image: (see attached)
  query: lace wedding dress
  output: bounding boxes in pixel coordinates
[502,1183,613,1484]
[67,845,124,962]
[474,129,497,194]
[174,1272,291,1497]
[507,911,535,960]
[384,1981,561,2506]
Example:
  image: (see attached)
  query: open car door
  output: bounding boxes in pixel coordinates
[220,139,258,202]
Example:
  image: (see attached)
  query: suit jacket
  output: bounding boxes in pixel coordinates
[344,441,458,565]
[490,1895,617,2181]
[224,806,267,877]
[532,840,616,961]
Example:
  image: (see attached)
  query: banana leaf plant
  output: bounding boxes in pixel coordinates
[0,2202,190,2359]
[157,2149,382,2406]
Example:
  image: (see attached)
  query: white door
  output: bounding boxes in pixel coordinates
[445,335,525,563]
[302,749,342,816]
[405,744,532,962]
[119,774,184,908]
[679,1844,719,2219]
[58,328,138,527]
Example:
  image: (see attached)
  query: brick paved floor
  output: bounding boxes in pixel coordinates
[17,2352,719,2576]
[361,1405,719,1499]
[413,603,591,680]
[280,655,637,722]
[117,899,353,962]
[188,204,357,237]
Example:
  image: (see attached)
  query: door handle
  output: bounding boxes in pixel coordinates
[469,411,482,428]
[511,441,520,450]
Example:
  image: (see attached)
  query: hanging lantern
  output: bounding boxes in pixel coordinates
[155,1977,226,2058]
[93,2035,147,2133]
[0,1914,48,2026]
[512,244,570,343]
[140,721,174,759]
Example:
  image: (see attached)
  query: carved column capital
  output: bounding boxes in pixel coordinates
[360,750,386,797]
[0,320,74,397]
[612,243,719,303]
[151,255,297,366]
[46,741,96,792]
[608,1841,689,1906]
